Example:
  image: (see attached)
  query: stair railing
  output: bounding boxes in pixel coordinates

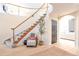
[11,3,45,43]
[16,4,48,44]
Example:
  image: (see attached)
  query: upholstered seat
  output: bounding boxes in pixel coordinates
[27,39,37,47]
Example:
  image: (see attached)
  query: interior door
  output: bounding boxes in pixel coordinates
[52,20,57,44]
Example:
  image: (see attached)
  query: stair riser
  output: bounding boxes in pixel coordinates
[17,21,40,44]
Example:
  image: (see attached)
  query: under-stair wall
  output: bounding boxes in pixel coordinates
[0,13,42,43]
[0,13,26,42]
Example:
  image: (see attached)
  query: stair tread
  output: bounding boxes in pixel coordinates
[16,21,39,44]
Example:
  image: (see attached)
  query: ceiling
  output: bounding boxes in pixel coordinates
[50,3,79,18]
[11,3,43,8]
[5,3,79,18]
[13,3,79,18]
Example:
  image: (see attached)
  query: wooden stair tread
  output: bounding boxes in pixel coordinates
[16,21,39,44]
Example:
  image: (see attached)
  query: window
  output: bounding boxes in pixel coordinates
[0,4,5,13]
[2,4,7,12]
[69,19,75,32]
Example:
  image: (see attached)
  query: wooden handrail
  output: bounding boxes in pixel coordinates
[11,3,45,43]
[17,20,40,43]
[13,3,45,29]
[16,14,47,44]
[16,4,48,44]
[16,4,48,36]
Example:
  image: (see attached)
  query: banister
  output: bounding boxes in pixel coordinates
[16,6,48,44]
[16,14,47,44]
[13,3,45,30]
[11,3,45,43]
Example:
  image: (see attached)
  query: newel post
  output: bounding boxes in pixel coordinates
[11,28,15,43]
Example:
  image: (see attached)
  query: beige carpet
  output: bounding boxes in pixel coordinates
[32,46,75,56]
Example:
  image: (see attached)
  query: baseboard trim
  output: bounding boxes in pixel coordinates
[60,38,75,41]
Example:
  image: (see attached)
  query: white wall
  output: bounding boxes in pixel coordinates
[0,12,43,42]
[59,15,75,40]
[75,11,79,48]
[42,4,53,45]
[0,13,26,42]
[43,16,52,45]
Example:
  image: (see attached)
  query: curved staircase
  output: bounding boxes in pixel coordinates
[15,14,46,45]
[3,3,48,48]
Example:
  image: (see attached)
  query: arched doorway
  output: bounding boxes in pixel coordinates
[58,15,76,48]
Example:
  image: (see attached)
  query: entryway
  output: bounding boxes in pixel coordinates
[58,15,76,48]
